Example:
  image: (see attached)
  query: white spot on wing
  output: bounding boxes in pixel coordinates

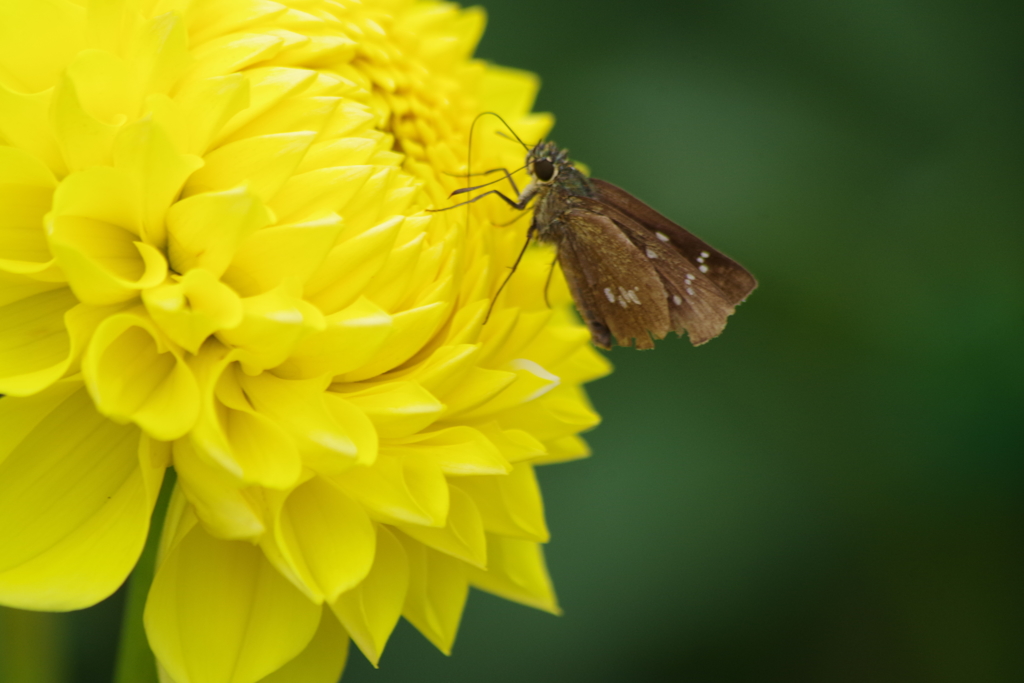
[604,287,615,303]
[700,251,710,258]
[626,289,641,305]
[686,287,696,296]
[656,231,669,242]
[699,264,709,273]
[672,295,683,305]
[645,247,658,259]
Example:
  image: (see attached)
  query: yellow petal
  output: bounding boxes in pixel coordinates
[0,0,85,93]
[145,522,321,683]
[456,358,561,420]
[166,185,273,278]
[332,453,447,527]
[129,11,190,102]
[475,422,548,464]
[434,366,516,416]
[478,66,540,119]
[0,145,57,275]
[187,2,289,48]
[534,435,591,466]
[0,86,64,185]
[143,268,244,354]
[83,309,200,440]
[189,346,301,489]
[238,373,377,474]
[172,74,250,156]
[185,32,284,84]
[0,287,76,396]
[47,167,170,305]
[395,343,480,397]
[304,214,401,315]
[0,382,161,610]
[383,426,511,476]
[212,66,317,147]
[456,464,550,542]
[467,535,560,615]
[275,296,392,380]
[397,534,469,656]
[51,73,119,172]
[183,131,317,203]
[223,213,344,296]
[396,484,486,569]
[339,299,451,382]
[334,380,444,439]
[256,607,349,683]
[266,477,376,602]
[330,525,408,667]
[215,280,324,374]
[498,384,601,442]
[113,118,203,248]
[172,438,266,541]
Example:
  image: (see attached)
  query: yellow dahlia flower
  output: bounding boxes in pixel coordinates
[0,0,609,680]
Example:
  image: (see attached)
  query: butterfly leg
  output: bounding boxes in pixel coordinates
[445,167,524,199]
[542,252,559,308]
[428,188,529,213]
[483,225,537,323]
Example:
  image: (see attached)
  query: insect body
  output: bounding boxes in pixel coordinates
[444,139,757,350]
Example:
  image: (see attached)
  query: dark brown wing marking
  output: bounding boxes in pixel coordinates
[591,179,758,305]
[557,208,672,349]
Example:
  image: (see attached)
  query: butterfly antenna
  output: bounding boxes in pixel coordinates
[472,112,532,152]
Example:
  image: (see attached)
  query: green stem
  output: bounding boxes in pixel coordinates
[113,468,176,683]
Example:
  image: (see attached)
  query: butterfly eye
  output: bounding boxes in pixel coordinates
[533,158,555,182]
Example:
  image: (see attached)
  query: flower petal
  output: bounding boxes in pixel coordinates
[383,425,511,476]
[397,484,486,569]
[238,373,376,474]
[183,131,317,204]
[224,213,344,296]
[266,477,376,603]
[172,438,266,541]
[143,268,244,354]
[145,522,321,683]
[189,347,301,489]
[397,534,469,656]
[215,280,324,374]
[0,0,85,93]
[467,535,560,615]
[455,464,550,542]
[332,453,447,527]
[256,607,349,683]
[330,525,408,667]
[276,296,392,379]
[166,186,273,279]
[83,309,200,440]
[0,145,57,275]
[0,382,161,610]
[335,380,444,439]
[113,119,204,248]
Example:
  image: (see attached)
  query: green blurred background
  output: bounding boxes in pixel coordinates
[2,0,1022,681]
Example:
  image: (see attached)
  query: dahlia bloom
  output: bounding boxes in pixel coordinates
[0,0,609,680]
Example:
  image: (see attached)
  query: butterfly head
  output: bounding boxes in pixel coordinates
[528,141,571,185]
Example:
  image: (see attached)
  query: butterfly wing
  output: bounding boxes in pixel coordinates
[556,207,673,350]
[591,179,758,305]
[583,179,757,345]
